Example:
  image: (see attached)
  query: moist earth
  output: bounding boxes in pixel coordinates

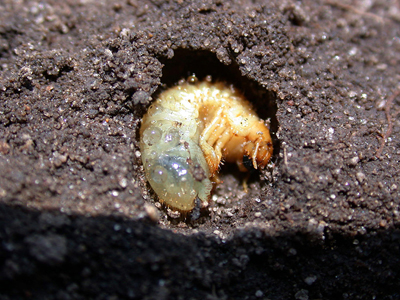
[1,0,400,299]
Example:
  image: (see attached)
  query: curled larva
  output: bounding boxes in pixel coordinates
[139,76,273,212]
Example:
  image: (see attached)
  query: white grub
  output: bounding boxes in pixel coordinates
[139,76,273,212]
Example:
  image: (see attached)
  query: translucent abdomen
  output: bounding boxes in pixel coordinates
[140,117,212,211]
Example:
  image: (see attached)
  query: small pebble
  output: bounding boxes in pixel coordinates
[304,275,317,285]
[356,172,365,183]
[348,156,359,166]
[255,290,263,297]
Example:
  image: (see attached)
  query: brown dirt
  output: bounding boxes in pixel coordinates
[1,0,400,299]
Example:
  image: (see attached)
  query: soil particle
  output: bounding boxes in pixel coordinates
[25,233,67,265]
[1,0,400,299]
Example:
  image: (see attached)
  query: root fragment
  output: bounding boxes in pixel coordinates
[325,0,385,23]
[375,90,400,158]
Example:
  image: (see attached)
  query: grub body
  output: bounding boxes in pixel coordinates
[140,79,273,211]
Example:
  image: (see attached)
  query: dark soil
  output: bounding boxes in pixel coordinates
[1,0,400,299]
